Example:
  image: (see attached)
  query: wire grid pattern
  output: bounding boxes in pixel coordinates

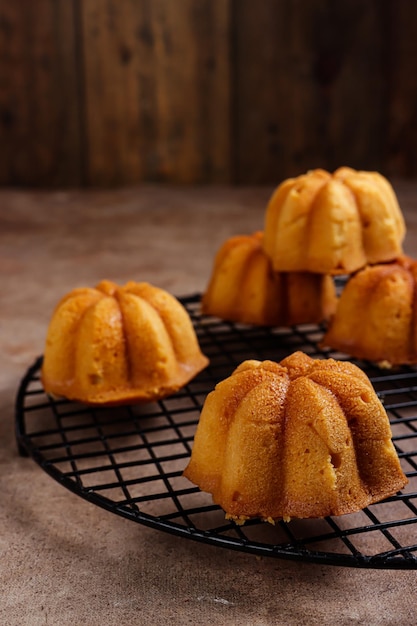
[15,295,417,569]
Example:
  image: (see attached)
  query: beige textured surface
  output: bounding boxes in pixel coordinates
[1,184,417,625]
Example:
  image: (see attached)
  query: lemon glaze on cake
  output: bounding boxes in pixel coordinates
[263,167,406,275]
[41,280,209,405]
[183,352,407,522]
[322,256,417,365]
[202,231,337,326]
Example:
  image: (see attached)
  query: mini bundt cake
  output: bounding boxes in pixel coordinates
[263,167,406,274]
[202,231,337,326]
[183,352,407,522]
[322,256,417,365]
[41,280,209,405]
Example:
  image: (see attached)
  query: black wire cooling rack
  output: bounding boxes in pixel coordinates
[15,294,417,569]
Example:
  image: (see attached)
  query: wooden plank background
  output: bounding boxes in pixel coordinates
[0,0,81,186]
[0,0,416,187]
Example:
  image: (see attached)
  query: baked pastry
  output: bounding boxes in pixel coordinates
[322,256,417,365]
[263,167,406,274]
[42,280,209,405]
[183,352,407,522]
[202,231,337,326]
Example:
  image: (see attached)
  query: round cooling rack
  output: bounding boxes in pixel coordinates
[15,295,417,569]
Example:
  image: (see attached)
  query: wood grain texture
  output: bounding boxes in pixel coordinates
[383,0,417,178]
[80,0,231,185]
[0,0,417,187]
[0,0,81,186]
[233,0,386,183]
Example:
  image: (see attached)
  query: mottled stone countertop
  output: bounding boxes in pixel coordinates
[1,184,417,625]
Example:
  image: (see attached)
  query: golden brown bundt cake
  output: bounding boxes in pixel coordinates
[201,231,337,326]
[183,352,407,522]
[322,256,417,365]
[263,167,406,274]
[41,280,209,405]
